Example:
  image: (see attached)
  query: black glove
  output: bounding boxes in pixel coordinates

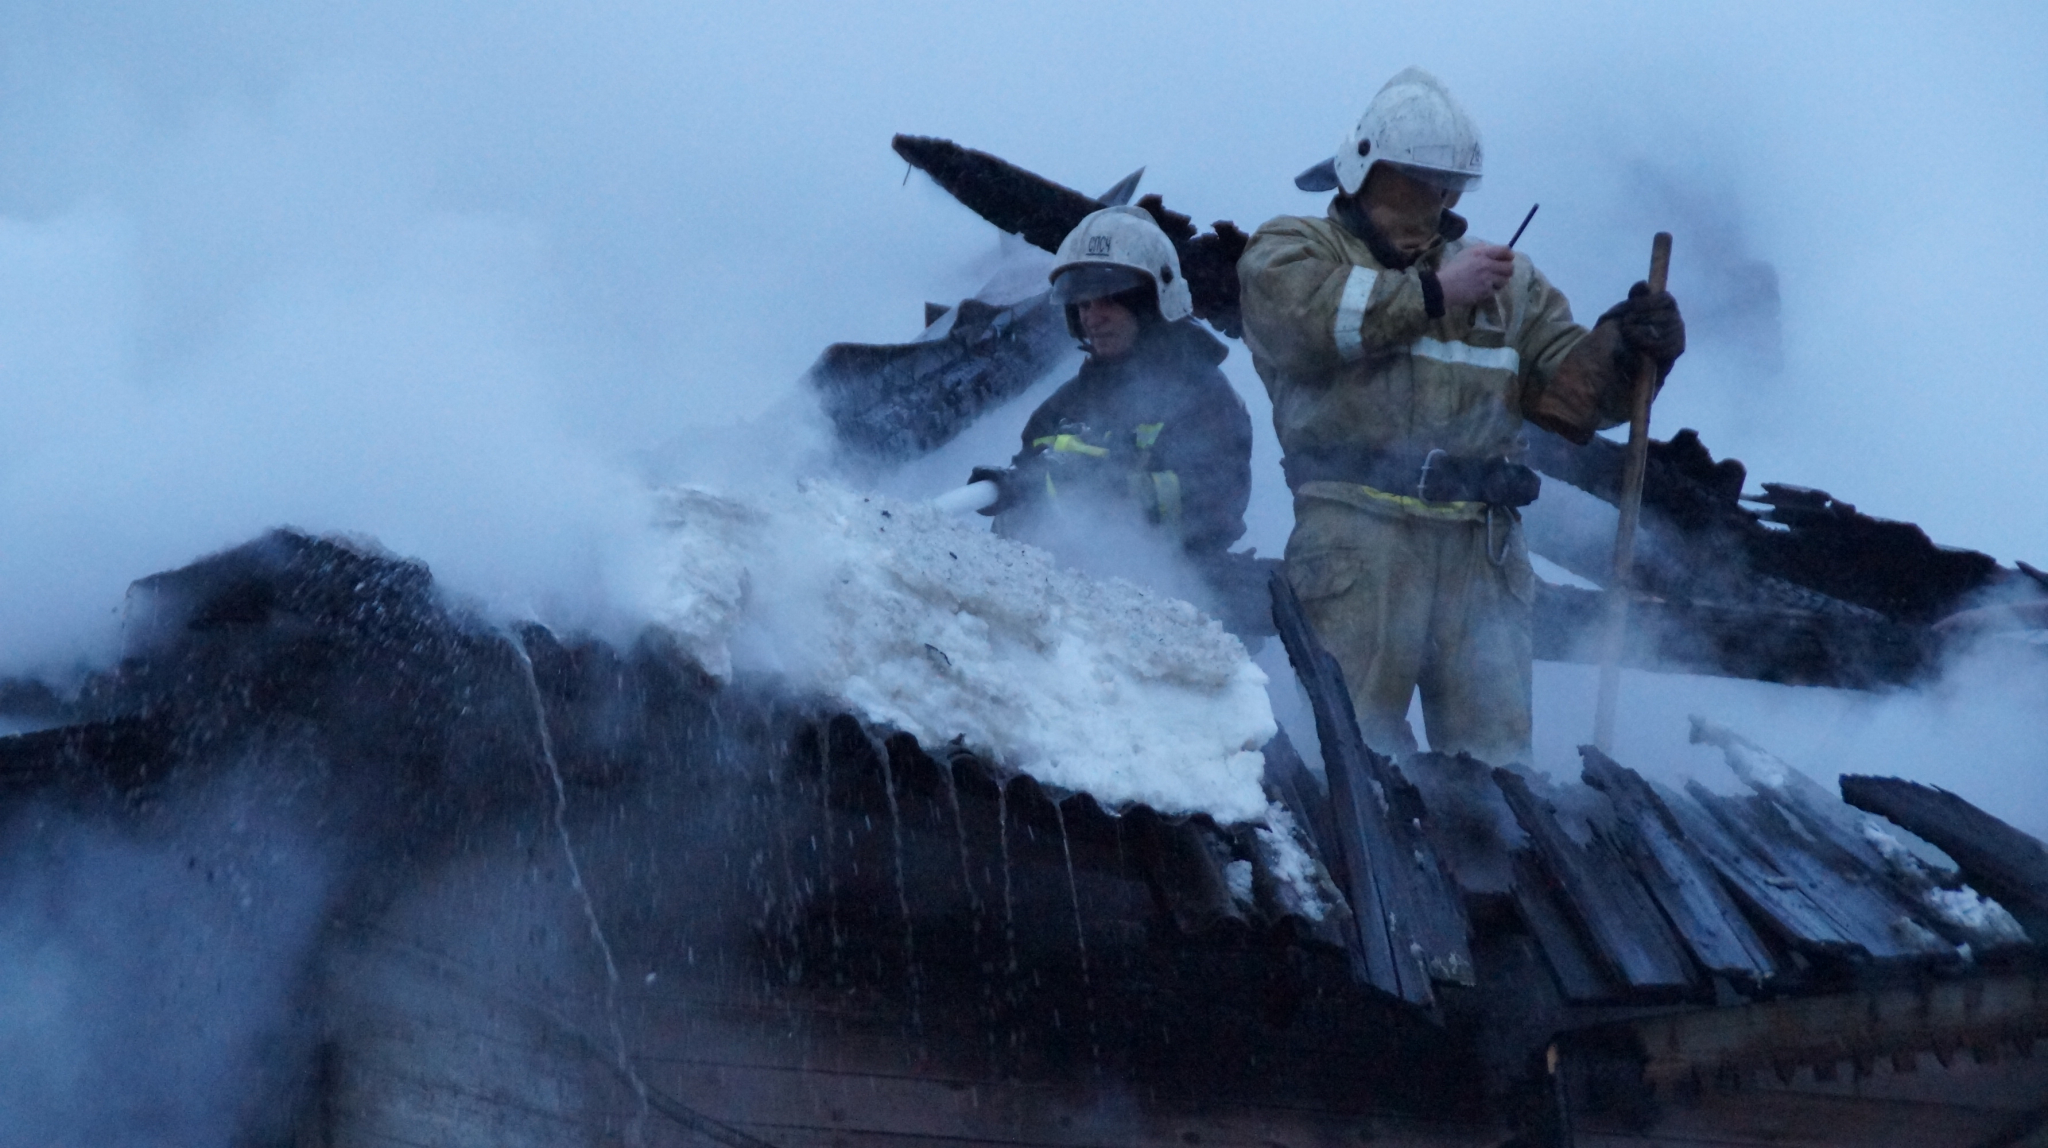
[1598,280,1686,369]
[968,466,1018,516]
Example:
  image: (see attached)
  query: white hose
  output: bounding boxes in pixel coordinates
[930,479,999,514]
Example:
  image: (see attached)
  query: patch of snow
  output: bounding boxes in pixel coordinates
[1923,887,2028,945]
[647,480,1276,824]
[1223,860,1254,907]
[1864,823,2029,946]
[1529,553,1599,591]
[1688,715,1789,789]
[1255,803,1329,921]
[1861,822,1915,866]
[1889,915,1947,952]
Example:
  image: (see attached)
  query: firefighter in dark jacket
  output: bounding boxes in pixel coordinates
[971,206,1256,622]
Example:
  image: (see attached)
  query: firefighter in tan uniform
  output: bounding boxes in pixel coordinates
[1237,68,1686,764]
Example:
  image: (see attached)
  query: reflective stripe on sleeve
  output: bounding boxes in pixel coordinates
[1332,267,1375,362]
[1409,336,1520,372]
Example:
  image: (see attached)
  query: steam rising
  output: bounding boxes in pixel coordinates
[0,7,2045,1143]
[0,2,2039,767]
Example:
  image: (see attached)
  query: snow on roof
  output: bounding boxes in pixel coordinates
[647,480,1276,824]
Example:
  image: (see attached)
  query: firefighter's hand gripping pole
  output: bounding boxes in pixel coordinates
[1592,232,1673,754]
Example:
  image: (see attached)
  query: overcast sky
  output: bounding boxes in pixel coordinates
[2,1,2045,679]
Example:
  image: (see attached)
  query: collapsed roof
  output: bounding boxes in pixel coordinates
[3,526,2045,1142]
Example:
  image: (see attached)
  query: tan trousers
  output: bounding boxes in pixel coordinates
[1284,494,1535,766]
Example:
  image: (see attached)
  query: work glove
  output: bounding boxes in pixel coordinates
[1598,281,1686,372]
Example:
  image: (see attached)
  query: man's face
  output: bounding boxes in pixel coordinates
[1077,295,1141,360]
[1361,164,1458,259]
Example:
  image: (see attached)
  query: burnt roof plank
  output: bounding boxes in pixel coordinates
[1269,572,1473,1007]
[892,135,1101,254]
[1841,775,2048,943]
[1682,784,1950,962]
[1580,749,1779,984]
[1269,571,1414,1002]
[1493,769,1697,995]
[1509,849,1622,1003]
[1661,786,1865,956]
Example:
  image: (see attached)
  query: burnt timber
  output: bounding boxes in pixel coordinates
[1842,775,2048,943]
[839,134,2048,689]
[4,531,2048,1144]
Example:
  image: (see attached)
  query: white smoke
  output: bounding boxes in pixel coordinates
[0,777,333,1145]
[2,1,2042,674]
[0,9,2041,1144]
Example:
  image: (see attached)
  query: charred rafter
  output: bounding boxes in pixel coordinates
[894,134,1251,336]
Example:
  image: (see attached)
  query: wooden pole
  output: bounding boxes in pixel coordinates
[1591,232,1673,754]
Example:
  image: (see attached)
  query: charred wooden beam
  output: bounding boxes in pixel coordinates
[1269,570,1474,1007]
[806,293,1070,461]
[1532,583,1929,689]
[1494,768,1698,997]
[893,135,1102,254]
[1509,849,1621,1004]
[1590,969,2048,1091]
[1579,748,1779,985]
[894,134,1250,336]
[1676,784,1952,963]
[1841,775,2048,943]
[1525,425,2006,626]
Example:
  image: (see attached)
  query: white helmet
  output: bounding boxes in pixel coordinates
[1330,66,1482,196]
[1047,205,1193,324]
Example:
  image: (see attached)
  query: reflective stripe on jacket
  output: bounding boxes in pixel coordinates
[1236,203,1633,481]
[1008,319,1251,553]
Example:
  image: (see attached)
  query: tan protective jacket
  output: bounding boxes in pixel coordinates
[1237,203,1640,764]
[1237,205,1635,470]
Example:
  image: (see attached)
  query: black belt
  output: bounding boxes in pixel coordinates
[1282,445,1541,508]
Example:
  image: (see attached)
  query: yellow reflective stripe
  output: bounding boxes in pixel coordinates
[1031,434,1109,457]
[1296,479,1488,522]
[1134,422,1164,450]
[1150,470,1182,527]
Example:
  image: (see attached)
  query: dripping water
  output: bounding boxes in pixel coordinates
[996,781,1020,1057]
[1051,802,1099,1070]
[997,783,1018,978]
[871,733,921,1036]
[817,726,843,984]
[940,757,997,1070]
[509,636,650,1141]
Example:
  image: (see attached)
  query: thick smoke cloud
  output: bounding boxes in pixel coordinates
[1,3,2045,809]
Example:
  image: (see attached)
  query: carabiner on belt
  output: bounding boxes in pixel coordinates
[1416,448,1448,503]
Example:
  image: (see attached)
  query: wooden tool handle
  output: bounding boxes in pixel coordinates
[1591,232,1673,754]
